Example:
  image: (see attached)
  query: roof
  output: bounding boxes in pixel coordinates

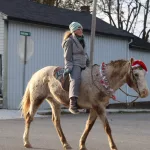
[0,0,133,39]
[1,0,150,51]
[130,36,150,51]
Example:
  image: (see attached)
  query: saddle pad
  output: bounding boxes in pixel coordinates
[53,67,69,91]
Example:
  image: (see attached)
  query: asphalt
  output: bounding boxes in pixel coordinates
[0,113,150,150]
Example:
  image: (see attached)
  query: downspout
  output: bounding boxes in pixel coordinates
[2,14,8,108]
[126,38,133,107]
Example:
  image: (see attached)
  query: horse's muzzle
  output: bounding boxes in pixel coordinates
[140,89,149,98]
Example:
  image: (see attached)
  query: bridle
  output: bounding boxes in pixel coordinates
[129,65,141,96]
[119,63,141,105]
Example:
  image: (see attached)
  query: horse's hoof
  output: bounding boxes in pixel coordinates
[64,144,72,149]
[111,146,118,150]
[79,146,88,150]
[24,143,32,148]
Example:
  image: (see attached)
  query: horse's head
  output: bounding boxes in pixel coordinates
[126,58,149,98]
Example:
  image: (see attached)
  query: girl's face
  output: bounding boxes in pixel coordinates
[74,28,83,36]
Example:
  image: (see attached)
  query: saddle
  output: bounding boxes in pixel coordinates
[53,67,70,91]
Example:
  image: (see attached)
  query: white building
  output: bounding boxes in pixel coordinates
[0,0,150,109]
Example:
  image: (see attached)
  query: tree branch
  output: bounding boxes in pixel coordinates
[145,29,150,41]
[142,0,150,40]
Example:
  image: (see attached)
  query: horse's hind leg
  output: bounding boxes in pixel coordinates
[79,109,97,150]
[23,98,44,148]
[94,105,117,150]
[46,98,72,150]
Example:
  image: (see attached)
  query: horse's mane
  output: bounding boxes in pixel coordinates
[108,59,128,68]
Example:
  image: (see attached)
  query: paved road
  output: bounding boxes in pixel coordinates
[0,113,150,150]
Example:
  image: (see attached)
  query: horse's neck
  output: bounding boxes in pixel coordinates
[106,62,130,91]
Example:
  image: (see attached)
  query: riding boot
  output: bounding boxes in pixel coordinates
[69,97,79,114]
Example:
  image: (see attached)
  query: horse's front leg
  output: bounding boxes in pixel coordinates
[79,109,97,150]
[94,105,118,150]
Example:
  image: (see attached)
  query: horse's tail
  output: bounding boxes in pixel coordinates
[20,84,30,118]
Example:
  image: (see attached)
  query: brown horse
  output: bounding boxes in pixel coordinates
[21,58,149,150]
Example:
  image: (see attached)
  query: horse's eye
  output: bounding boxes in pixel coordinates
[134,73,139,78]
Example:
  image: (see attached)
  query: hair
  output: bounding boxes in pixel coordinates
[62,30,72,42]
[109,59,127,68]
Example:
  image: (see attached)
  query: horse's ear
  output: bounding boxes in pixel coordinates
[130,58,134,65]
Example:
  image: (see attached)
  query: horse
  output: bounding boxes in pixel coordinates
[20,58,149,150]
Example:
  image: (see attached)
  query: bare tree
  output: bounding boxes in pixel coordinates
[98,0,142,33]
[126,0,141,32]
[97,0,150,41]
[98,0,117,27]
[141,0,150,41]
[33,0,55,5]
[32,0,150,41]
[32,0,93,11]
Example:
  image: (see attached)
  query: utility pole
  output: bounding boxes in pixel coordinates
[86,0,97,114]
[90,0,97,66]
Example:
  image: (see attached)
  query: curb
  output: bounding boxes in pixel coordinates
[0,109,150,120]
[37,109,150,115]
[106,109,150,113]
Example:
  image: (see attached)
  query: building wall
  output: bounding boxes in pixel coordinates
[129,49,150,102]
[0,13,4,55]
[7,21,65,109]
[6,21,129,109]
[0,13,5,108]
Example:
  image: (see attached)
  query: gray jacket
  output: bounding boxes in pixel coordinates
[62,35,89,70]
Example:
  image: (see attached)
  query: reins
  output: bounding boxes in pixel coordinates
[119,88,139,105]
